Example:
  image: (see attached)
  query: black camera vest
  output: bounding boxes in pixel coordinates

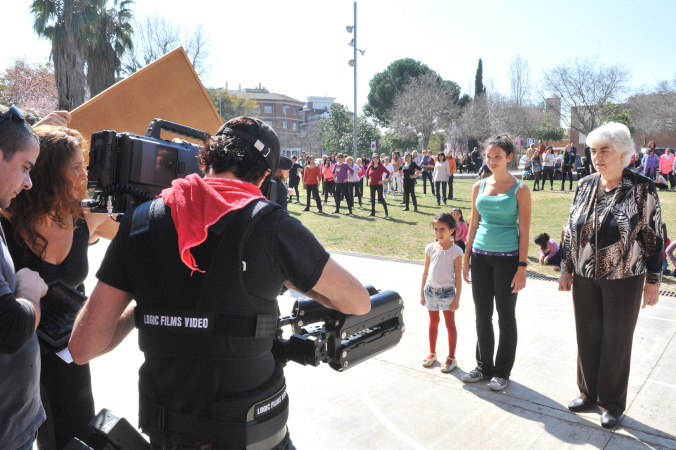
[126,198,289,447]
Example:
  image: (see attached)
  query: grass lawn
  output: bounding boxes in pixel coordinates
[286,176,676,292]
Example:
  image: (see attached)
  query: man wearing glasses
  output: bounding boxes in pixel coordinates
[0,105,49,450]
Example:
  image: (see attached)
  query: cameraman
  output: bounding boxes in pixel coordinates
[69,117,370,449]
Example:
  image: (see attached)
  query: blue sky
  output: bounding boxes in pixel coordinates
[3,0,675,112]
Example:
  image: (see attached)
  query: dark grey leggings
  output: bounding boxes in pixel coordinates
[470,252,519,379]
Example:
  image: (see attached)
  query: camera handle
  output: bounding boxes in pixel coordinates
[145,119,210,142]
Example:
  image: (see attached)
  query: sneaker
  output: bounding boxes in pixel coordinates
[422,353,437,367]
[393,194,396,200]
[489,377,508,391]
[440,357,457,373]
[462,369,488,383]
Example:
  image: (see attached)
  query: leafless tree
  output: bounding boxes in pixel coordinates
[388,73,461,150]
[121,15,213,77]
[538,57,630,135]
[509,54,531,107]
[300,121,323,156]
[628,75,676,132]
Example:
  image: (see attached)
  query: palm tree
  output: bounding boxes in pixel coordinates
[88,0,134,97]
[31,0,103,110]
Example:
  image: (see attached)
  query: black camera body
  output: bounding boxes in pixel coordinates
[273,285,405,371]
[85,119,208,215]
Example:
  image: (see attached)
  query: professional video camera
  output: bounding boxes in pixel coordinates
[273,285,405,371]
[83,119,208,215]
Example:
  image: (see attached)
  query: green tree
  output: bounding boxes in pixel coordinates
[532,118,566,145]
[364,58,435,125]
[207,89,258,121]
[601,103,635,133]
[381,129,418,154]
[87,0,134,97]
[31,0,103,109]
[318,103,380,157]
[474,58,486,98]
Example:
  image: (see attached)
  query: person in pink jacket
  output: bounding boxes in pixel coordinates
[659,148,675,189]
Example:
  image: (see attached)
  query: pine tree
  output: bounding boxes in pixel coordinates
[474,58,485,98]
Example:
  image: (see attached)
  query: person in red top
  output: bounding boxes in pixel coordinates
[538,141,546,156]
[302,155,322,212]
[365,154,390,218]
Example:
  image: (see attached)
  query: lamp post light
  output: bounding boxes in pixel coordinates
[346,2,364,161]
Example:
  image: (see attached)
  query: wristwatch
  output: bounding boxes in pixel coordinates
[518,262,528,267]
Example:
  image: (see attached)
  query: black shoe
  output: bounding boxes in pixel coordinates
[414,207,418,212]
[550,187,553,190]
[318,208,323,213]
[347,210,353,215]
[302,207,310,211]
[368,212,375,217]
[384,214,389,218]
[601,411,619,429]
[332,210,339,214]
[402,207,409,211]
[568,397,594,412]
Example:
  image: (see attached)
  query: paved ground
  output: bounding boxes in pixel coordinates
[82,242,676,449]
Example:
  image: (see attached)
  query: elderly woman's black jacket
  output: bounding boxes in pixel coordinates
[561,169,664,285]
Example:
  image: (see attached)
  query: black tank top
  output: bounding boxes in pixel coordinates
[0,216,90,294]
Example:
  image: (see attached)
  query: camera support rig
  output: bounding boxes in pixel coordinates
[273,285,405,371]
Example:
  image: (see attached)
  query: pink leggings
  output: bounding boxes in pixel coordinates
[429,310,457,358]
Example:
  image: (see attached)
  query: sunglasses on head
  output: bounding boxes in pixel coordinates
[0,105,25,125]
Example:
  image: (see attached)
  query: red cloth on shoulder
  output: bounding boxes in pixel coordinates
[161,173,264,274]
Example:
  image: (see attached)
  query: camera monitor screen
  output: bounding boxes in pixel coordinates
[37,281,87,349]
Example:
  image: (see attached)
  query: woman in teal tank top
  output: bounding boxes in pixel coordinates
[460,134,532,391]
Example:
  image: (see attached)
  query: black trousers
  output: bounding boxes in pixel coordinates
[38,353,95,449]
[542,167,555,187]
[349,181,362,206]
[469,252,519,379]
[572,274,645,416]
[403,183,417,209]
[561,169,573,190]
[335,182,353,212]
[660,171,676,189]
[447,174,454,199]
[369,185,388,215]
[421,171,435,195]
[289,177,300,201]
[305,184,321,210]
[323,179,335,203]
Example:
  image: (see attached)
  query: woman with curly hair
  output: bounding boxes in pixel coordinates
[0,125,119,449]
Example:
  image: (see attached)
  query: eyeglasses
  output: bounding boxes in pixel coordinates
[0,105,25,125]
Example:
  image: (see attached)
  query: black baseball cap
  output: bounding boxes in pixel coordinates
[215,117,280,174]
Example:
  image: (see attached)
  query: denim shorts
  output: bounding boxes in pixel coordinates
[424,284,456,311]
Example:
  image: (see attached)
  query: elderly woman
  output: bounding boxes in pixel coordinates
[558,122,663,429]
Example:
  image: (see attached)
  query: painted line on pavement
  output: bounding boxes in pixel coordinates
[356,366,427,450]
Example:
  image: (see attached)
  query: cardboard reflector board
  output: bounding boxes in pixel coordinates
[69,47,222,145]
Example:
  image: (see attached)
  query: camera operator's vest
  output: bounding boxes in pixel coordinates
[127,198,288,448]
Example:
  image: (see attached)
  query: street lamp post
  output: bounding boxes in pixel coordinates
[347,2,364,161]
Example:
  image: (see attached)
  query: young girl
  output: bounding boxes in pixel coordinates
[433,152,450,206]
[534,232,561,270]
[452,208,468,252]
[420,213,463,373]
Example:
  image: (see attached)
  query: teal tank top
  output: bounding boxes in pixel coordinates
[473,179,521,252]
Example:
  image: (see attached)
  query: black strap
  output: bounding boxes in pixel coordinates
[139,390,288,446]
[134,307,277,338]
